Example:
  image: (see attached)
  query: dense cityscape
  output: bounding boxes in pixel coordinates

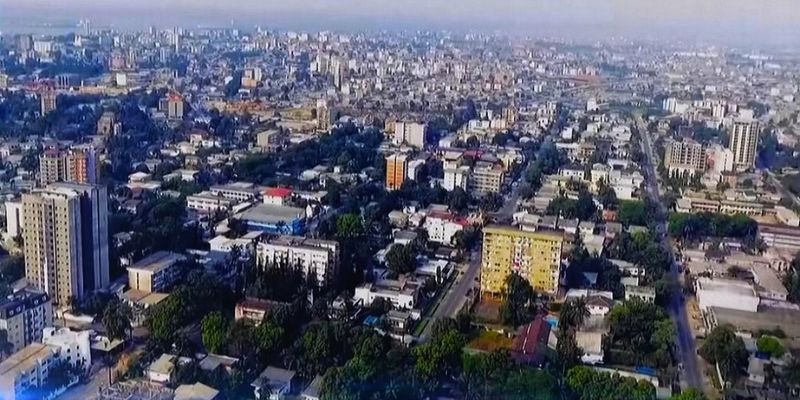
[0,6,798,400]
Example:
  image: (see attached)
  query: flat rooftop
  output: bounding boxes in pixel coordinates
[239,204,304,224]
[128,251,185,273]
[711,306,800,338]
[0,343,58,378]
[696,277,758,298]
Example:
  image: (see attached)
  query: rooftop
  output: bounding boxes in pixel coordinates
[696,277,759,298]
[128,251,186,274]
[174,382,219,400]
[239,204,305,224]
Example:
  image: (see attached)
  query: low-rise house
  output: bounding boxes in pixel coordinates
[576,331,604,365]
[624,286,656,303]
[175,382,219,400]
[251,366,296,400]
[147,354,177,383]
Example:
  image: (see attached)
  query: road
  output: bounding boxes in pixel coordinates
[636,116,703,389]
[418,249,481,343]
[765,170,800,208]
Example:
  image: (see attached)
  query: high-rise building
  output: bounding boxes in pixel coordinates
[393,121,426,148]
[22,183,109,306]
[40,90,57,115]
[38,147,99,186]
[728,119,760,172]
[167,94,184,120]
[481,225,564,297]
[664,139,705,174]
[316,101,337,132]
[385,153,408,191]
[0,73,9,89]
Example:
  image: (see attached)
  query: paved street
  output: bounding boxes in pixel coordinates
[636,116,703,389]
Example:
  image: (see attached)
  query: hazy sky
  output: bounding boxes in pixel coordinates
[1,0,799,46]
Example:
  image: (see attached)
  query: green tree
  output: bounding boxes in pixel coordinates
[385,244,417,275]
[101,298,132,341]
[500,273,537,327]
[617,200,648,226]
[559,298,589,328]
[201,311,228,354]
[700,325,749,383]
[566,366,656,400]
[669,388,708,400]
[756,335,786,358]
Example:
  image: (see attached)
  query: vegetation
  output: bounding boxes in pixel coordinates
[617,200,648,226]
[566,366,656,400]
[605,300,675,368]
[546,190,598,221]
[499,273,537,327]
[756,335,786,358]
[699,325,749,383]
[668,212,757,242]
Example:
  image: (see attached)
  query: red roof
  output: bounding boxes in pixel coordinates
[264,187,293,198]
[511,316,550,365]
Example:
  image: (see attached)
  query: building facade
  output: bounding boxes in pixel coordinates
[729,119,760,172]
[0,290,53,354]
[664,139,705,174]
[22,183,109,305]
[385,153,408,191]
[481,225,564,297]
[39,147,99,186]
[256,236,339,286]
[393,121,425,148]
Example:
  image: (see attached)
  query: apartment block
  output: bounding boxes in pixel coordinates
[0,290,53,354]
[664,139,705,174]
[385,153,408,191]
[393,121,426,148]
[38,147,99,186]
[481,225,564,297]
[256,235,339,286]
[729,119,760,172]
[23,183,110,306]
[127,251,186,293]
[469,161,505,195]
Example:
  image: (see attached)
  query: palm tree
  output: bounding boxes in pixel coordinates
[559,298,589,329]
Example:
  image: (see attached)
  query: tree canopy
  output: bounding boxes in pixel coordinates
[699,325,749,383]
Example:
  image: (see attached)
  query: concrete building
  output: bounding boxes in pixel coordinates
[42,327,91,371]
[187,191,235,213]
[758,224,800,251]
[424,208,467,245]
[127,251,186,293]
[0,290,53,354]
[40,90,57,115]
[22,183,110,306]
[209,182,260,203]
[469,161,504,195]
[96,111,119,136]
[664,139,705,174]
[385,153,408,191]
[167,94,184,120]
[0,343,61,398]
[353,278,420,310]
[256,235,339,286]
[393,121,426,148]
[729,119,760,172]
[238,204,306,235]
[4,200,22,238]
[481,225,564,297]
[38,147,99,186]
[695,277,760,312]
[443,167,470,191]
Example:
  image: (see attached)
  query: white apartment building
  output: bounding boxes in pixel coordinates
[353,279,419,310]
[393,121,426,148]
[729,119,760,172]
[256,236,339,286]
[187,191,235,213]
[208,182,260,202]
[42,327,91,372]
[443,167,470,191]
[424,210,466,245]
[0,343,61,397]
[664,139,705,175]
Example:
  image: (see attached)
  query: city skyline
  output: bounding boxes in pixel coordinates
[1,0,800,47]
